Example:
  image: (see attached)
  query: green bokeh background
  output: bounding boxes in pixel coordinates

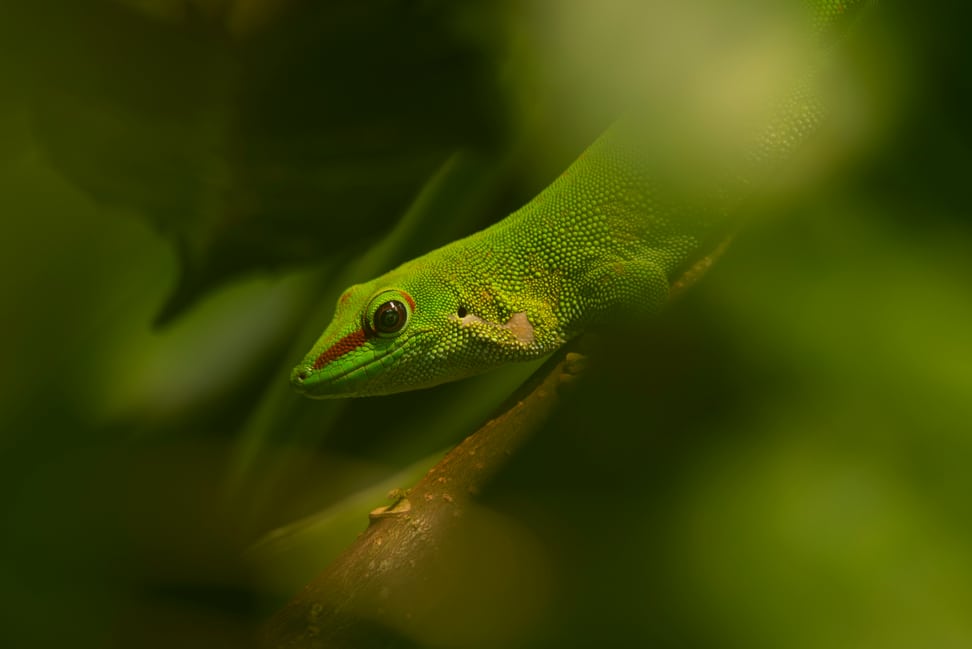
[1,1,970,648]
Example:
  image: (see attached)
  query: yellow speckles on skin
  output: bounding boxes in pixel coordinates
[450,311,536,347]
[505,312,535,345]
[453,311,486,327]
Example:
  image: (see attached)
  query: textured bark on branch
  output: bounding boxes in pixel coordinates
[263,342,587,648]
[262,239,729,648]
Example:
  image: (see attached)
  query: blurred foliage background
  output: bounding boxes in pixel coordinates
[1,1,970,648]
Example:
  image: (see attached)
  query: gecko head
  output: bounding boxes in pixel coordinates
[290,282,441,398]
[291,265,547,398]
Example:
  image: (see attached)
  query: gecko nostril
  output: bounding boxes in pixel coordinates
[296,371,307,382]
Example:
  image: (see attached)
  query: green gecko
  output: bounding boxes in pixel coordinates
[292,0,867,399]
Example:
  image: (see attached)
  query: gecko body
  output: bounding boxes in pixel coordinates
[291,0,867,398]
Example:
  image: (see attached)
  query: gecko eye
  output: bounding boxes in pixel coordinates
[372,300,408,336]
[363,289,414,338]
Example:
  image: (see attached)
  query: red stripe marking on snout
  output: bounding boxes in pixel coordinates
[312,329,367,370]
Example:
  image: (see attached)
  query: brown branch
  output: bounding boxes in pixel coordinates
[262,237,730,648]
[669,234,734,299]
[263,342,588,648]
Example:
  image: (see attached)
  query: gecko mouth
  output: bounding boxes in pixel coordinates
[292,329,433,397]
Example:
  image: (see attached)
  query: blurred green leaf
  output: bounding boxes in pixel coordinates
[5,0,508,322]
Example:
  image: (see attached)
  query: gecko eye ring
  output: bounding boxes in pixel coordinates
[370,299,408,336]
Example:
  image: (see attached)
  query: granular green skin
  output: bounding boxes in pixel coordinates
[291,0,865,398]
[292,134,687,398]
